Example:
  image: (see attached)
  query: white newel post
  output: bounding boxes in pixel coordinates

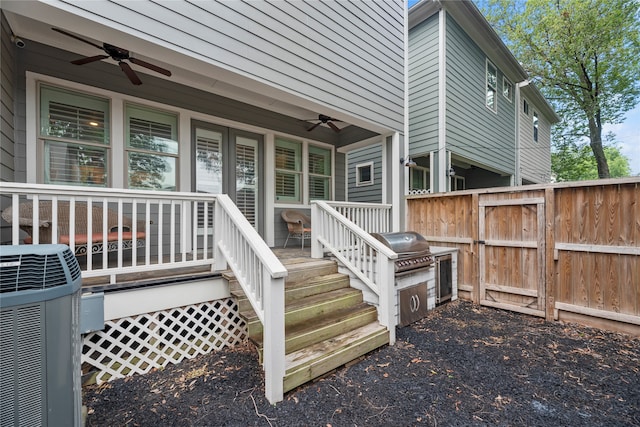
[311,202,323,259]
[213,199,227,272]
[379,257,397,345]
[263,268,285,404]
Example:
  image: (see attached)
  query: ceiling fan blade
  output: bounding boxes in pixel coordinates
[52,28,104,50]
[327,121,340,132]
[129,57,172,77]
[119,61,142,85]
[307,121,322,132]
[71,55,109,65]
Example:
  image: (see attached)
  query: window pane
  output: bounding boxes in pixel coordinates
[195,129,223,194]
[487,63,497,88]
[127,105,178,154]
[44,140,107,186]
[309,176,330,200]
[309,146,330,175]
[358,165,372,184]
[128,152,176,190]
[40,85,109,145]
[486,88,496,109]
[275,140,301,171]
[275,172,300,202]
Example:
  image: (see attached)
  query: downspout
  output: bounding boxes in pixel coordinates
[514,80,529,186]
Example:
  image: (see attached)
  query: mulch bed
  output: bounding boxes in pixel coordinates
[83,300,640,426]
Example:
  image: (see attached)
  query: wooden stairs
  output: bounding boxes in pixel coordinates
[226,257,389,393]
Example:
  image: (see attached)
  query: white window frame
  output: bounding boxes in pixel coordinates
[502,77,513,102]
[409,165,429,191]
[38,83,111,187]
[486,60,498,113]
[355,161,374,187]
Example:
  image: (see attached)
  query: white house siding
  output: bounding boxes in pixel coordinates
[519,96,553,184]
[409,13,440,156]
[45,0,405,133]
[347,144,383,203]
[445,14,515,175]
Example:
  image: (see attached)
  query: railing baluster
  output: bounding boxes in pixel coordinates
[169,201,176,263]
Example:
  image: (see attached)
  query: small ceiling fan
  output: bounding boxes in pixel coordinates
[306,114,343,133]
[52,27,172,85]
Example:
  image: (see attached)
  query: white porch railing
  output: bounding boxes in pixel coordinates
[1,183,287,404]
[311,200,397,344]
[213,194,287,403]
[1,183,220,284]
[324,201,391,234]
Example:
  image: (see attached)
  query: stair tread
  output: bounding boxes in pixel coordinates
[285,322,388,372]
[240,287,362,321]
[252,302,377,347]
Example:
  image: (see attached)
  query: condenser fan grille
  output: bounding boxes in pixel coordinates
[0,248,79,293]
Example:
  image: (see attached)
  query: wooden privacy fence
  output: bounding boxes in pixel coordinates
[407,178,640,334]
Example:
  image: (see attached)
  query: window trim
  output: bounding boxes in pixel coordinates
[502,77,513,103]
[355,161,374,187]
[486,59,498,113]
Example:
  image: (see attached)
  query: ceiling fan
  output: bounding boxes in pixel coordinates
[306,114,343,133]
[52,28,172,85]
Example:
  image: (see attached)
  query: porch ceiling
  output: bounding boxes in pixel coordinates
[2,5,388,137]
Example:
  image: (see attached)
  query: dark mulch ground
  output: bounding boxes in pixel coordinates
[83,300,640,426]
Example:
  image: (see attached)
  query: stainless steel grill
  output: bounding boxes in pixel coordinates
[371,232,434,274]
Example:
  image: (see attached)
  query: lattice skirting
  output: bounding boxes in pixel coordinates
[82,298,246,384]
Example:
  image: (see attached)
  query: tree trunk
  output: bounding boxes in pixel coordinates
[588,118,610,179]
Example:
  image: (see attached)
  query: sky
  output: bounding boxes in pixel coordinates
[406,0,640,176]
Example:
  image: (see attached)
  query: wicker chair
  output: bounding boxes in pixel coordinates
[1,201,146,256]
[281,209,311,249]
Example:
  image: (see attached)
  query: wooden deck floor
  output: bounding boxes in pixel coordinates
[80,247,314,291]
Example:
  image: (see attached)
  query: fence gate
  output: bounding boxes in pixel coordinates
[478,196,546,317]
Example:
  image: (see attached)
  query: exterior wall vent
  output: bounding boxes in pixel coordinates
[0,244,82,427]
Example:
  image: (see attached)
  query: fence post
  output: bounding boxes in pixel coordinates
[544,187,556,321]
[262,267,285,404]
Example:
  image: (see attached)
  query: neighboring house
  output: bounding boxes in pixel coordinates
[0,1,406,246]
[406,0,559,193]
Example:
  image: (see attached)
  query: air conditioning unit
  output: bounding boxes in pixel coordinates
[0,244,82,427]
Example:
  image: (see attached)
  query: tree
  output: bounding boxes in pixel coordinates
[552,137,632,181]
[481,0,640,178]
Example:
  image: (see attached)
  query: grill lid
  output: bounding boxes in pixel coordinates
[371,231,431,257]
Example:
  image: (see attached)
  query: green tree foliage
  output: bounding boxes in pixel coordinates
[552,138,632,181]
[481,0,640,179]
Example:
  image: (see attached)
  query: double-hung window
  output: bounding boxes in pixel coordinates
[486,60,498,112]
[275,138,302,202]
[126,104,179,191]
[275,138,332,203]
[308,145,331,200]
[40,84,110,186]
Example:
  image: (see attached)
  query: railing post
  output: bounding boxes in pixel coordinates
[311,202,323,259]
[262,268,285,404]
[213,198,227,271]
[378,257,396,345]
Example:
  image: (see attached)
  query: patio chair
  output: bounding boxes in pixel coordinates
[1,201,147,256]
[281,209,311,249]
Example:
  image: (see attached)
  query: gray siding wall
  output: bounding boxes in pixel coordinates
[347,144,383,203]
[445,14,515,174]
[55,0,405,132]
[1,12,17,244]
[408,13,440,156]
[1,12,16,184]
[520,98,552,184]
